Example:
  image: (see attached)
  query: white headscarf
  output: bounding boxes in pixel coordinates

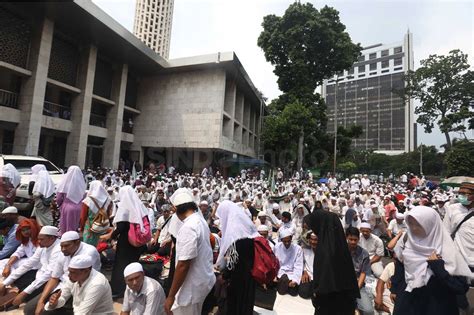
[33,170,55,198]
[1,164,21,188]
[55,166,86,204]
[216,200,259,269]
[31,164,47,182]
[114,186,148,232]
[395,206,473,292]
[82,180,111,214]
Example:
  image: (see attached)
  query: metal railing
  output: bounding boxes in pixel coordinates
[89,113,107,128]
[0,89,18,109]
[43,101,72,120]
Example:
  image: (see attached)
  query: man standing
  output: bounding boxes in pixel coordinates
[358,223,384,278]
[121,262,165,315]
[165,190,216,315]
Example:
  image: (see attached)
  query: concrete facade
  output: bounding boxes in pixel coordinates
[0,1,263,172]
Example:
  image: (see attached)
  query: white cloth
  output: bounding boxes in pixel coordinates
[168,214,183,238]
[122,276,165,315]
[56,166,86,204]
[444,203,474,267]
[387,219,406,235]
[33,170,55,198]
[69,254,92,269]
[175,212,216,307]
[394,206,473,292]
[302,247,314,279]
[0,241,37,274]
[31,164,46,177]
[52,242,101,283]
[359,233,384,259]
[216,200,259,269]
[61,231,80,242]
[124,262,143,277]
[114,186,148,232]
[44,269,114,315]
[83,180,111,214]
[273,242,304,284]
[1,163,21,188]
[3,239,61,294]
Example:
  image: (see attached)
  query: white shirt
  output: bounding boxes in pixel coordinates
[273,242,304,284]
[302,247,314,279]
[444,203,474,267]
[122,276,165,315]
[45,269,114,315]
[387,219,406,235]
[3,239,61,294]
[174,212,216,307]
[157,216,172,244]
[359,233,384,259]
[11,240,37,260]
[52,242,101,283]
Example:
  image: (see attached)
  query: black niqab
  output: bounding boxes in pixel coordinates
[305,210,360,299]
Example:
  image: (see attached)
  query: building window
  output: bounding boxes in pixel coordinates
[348,67,354,75]
[381,69,389,73]
[394,57,403,66]
[369,53,377,60]
[358,65,365,72]
[382,60,389,68]
[381,49,389,57]
[394,46,402,54]
[394,67,403,71]
[370,63,377,71]
[359,74,365,78]
[358,55,365,62]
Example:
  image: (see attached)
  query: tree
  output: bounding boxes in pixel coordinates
[258,2,361,169]
[402,50,474,149]
[444,140,474,176]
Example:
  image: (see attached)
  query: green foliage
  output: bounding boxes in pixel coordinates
[444,140,474,176]
[402,50,474,148]
[338,161,357,174]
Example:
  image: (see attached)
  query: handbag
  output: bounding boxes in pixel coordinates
[128,215,152,247]
[89,197,110,234]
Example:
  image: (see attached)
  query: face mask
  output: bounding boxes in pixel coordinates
[458,194,470,206]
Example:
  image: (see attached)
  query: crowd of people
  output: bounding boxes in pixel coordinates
[0,162,473,315]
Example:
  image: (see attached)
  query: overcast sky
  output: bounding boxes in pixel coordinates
[93,0,473,149]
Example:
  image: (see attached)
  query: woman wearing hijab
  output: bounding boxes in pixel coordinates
[216,200,258,315]
[0,219,39,278]
[31,170,55,227]
[292,204,309,242]
[101,185,148,298]
[391,206,472,315]
[56,165,86,234]
[80,180,112,246]
[28,164,47,196]
[0,164,21,206]
[306,210,360,315]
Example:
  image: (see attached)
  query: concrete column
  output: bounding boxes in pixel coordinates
[13,18,54,156]
[65,45,97,167]
[103,64,128,169]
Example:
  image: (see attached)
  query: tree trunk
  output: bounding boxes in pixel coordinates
[297,130,304,171]
[444,131,452,150]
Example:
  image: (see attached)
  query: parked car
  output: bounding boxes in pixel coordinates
[0,155,64,214]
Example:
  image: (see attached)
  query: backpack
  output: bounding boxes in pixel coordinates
[128,215,152,247]
[89,197,110,234]
[251,236,280,285]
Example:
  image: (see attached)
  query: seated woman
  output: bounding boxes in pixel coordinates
[391,206,472,315]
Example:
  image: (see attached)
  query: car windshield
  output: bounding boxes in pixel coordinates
[4,159,62,175]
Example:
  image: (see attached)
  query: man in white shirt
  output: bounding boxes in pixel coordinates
[298,232,317,299]
[0,226,61,308]
[361,175,371,190]
[255,212,273,232]
[358,223,385,278]
[274,230,304,296]
[44,255,113,315]
[387,212,406,239]
[165,190,216,315]
[277,212,296,241]
[32,231,101,315]
[121,262,165,315]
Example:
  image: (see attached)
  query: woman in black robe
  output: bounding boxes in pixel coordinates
[305,210,360,315]
[216,200,258,315]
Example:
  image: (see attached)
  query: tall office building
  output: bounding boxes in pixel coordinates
[133,0,174,59]
[322,31,416,153]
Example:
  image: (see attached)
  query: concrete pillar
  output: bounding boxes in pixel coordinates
[103,64,128,169]
[13,18,54,156]
[65,45,97,167]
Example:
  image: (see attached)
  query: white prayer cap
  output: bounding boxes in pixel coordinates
[199,200,208,206]
[2,206,18,214]
[69,255,92,269]
[396,212,405,220]
[213,219,220,227]
[123,262,143,277]
[257,211,267,218]
[279,229,293,239]
[61,231,80,243]
[272,203,279,210]
[39,226,58,236]
[170,188,194,206]
[299,198,305,202]
[360,222,372,230]
[257,225,269,232]
[192,187,199,192]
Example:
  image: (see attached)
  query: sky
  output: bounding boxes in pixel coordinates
[92,0,473,149]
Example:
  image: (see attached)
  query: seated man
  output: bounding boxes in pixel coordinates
[0,226,60,307]
[273,230,303,296]
[255,211,272,232]
[346,226,375,315]
[0,219,21,260]
[386,213,406,239]
[277,212,296,241]
[121,262,165,315]
[298,232,317,299]
[374,262,395,315]
[44,255,113,314]
[257,225,275,250]
[2,206,26,224]
[358,222,384,278]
